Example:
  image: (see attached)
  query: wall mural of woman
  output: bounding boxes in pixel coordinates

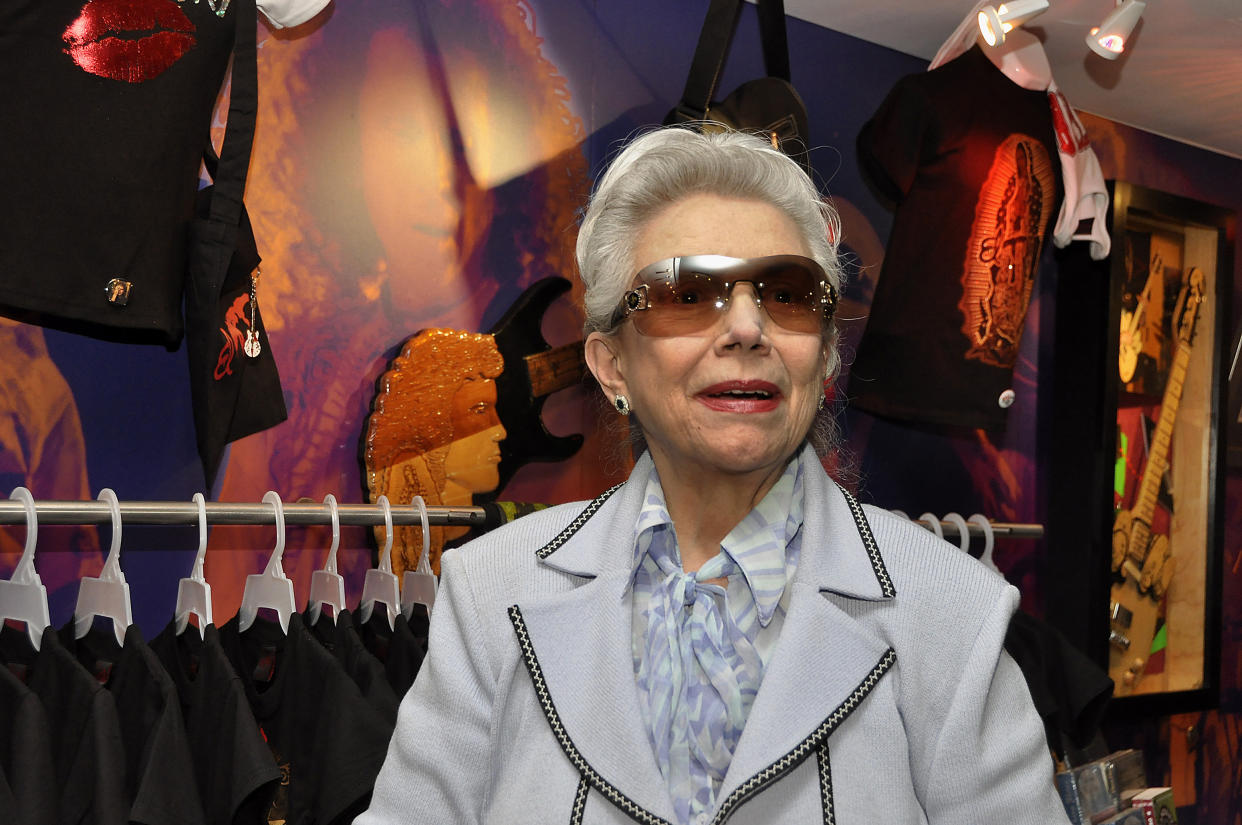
[204,0,612,617]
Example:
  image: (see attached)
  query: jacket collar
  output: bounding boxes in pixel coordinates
[537,445,896,602]
[513,447,899,821]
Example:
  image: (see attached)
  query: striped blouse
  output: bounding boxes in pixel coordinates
[629,452,805,824]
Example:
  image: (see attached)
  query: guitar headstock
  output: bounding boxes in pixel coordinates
[1173,267,1206,345]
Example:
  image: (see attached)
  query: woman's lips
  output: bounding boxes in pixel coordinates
[696,380,782,413]
[63,0,196,83]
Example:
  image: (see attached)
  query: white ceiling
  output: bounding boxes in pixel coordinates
[784,0,1242,160]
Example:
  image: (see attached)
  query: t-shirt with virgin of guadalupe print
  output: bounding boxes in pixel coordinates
[58,622,205,825]
[149,621,281,825]
[853,45,1064,431]
[0,624,127,825]
[218,612,393,825]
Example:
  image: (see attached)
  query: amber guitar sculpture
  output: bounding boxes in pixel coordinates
[1108,267,1204,694]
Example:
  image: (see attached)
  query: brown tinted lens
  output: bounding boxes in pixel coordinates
[755,262,823,333]
[630,270,728,336]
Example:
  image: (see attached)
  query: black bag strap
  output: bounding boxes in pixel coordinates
[755,0,790,81]
[203,0,258,226]
[671,0,792,123]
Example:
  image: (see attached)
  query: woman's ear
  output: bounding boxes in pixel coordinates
[584,331,626,400]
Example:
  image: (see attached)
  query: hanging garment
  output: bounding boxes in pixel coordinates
[1004,610,1114,760]
[304,608,401,725]
[0,661,56,825]
[0,0,325,342]
[852,45,1064,431]
[149,621,281,825]
[58,623,205,825]
[356,607,428,699]
[218,612,393,825]
[0,625,127,825]
[0,0,243,342]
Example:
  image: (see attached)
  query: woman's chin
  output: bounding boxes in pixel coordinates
[657,438,799,482]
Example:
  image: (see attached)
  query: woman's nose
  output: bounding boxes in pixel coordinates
[717,283,767,347]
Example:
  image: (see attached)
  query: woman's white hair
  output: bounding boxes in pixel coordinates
[577,126,844,379]
[576,125,847,456]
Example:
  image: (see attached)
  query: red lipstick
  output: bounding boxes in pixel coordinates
[63,0,196,84]
[696,380,782,413]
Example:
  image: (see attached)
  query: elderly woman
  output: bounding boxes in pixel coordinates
[357,128,1070,825]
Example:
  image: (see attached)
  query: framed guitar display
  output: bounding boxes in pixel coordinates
[1105,181,1233,715]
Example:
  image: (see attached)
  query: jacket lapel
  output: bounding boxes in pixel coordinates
[511,458,679,823]
[714,585,896,815]
[715,461,899,815]
[509,451,900,824]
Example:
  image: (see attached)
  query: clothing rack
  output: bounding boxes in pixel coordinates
[0,497,487,530]
[0,496,1044,540]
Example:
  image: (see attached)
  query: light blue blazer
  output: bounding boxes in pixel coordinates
[356,450,1072,825]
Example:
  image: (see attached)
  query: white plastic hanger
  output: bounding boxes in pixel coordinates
[306,493,346,626]
[400,495,437,620]
[238,491,297,633]
[968,513,1002,575]
[74,488,133,647]
[358,495,399,630]
[174,493,213,638]
[942,512,971,553]
[918,512,944,540]
[0,488,51,650]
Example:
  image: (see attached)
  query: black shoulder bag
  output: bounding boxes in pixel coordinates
[185,0,287,487]
[664,0,812,176]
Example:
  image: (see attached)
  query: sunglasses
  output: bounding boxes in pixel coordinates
[615,254,837,337]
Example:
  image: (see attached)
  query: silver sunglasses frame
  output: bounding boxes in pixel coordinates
[616,254,838,332]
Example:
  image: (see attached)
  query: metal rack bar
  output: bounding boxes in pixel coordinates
[0,498,1043,539]
[920,520,1043,540]
[0,499,487,528]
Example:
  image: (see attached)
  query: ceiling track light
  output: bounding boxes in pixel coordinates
[977,0,1051,47]
[1086,0,1147,59]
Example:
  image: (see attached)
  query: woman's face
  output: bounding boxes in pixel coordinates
[443,376,506,493]
[586,194,829,486]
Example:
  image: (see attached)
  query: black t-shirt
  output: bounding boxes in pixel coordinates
[0,624,127,825]
[853,45,1064,430]
[0,0,239,342]
[58,622,205,825]
[1004,610,1114,759]
[148,621,281,825]
[356,608,427,699]
[0,652,56,825]
[217,612,393,825]
[303,608,400,725]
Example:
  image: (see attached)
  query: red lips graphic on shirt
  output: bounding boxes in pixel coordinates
[63,0,197,83]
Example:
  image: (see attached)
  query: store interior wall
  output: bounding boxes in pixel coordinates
[0,0,1239,816]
